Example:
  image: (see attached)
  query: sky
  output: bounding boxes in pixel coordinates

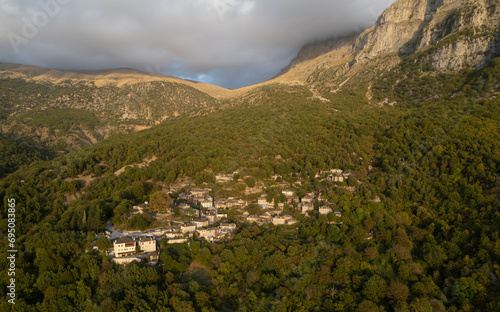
[0,0,396,89]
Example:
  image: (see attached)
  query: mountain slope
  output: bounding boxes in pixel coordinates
[0,0,499,310]
[271,0,500,95]
[0,63,233,99]
[0,64,229,153]
[1,0,499,172]
[1,56,499,311]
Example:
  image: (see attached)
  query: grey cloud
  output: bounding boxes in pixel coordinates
[0,0,396,89]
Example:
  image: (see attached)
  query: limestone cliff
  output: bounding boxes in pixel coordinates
[277,33,358,77]
[279,0,500,84]
[353,0,448,61]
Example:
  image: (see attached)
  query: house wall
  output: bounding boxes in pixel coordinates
[114,242,136,257]
[139,240,156,252]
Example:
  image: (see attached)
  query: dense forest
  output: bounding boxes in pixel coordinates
[0,47,499,312]
[0,136,52,178]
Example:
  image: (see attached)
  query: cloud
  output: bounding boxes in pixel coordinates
[0,0,396,88]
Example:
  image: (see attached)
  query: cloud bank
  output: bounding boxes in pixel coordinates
[0,0,396,88]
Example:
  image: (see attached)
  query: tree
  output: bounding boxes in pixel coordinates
[387,282,409,301]
[149,191,172,213]
[233,173,240,182]
[244,177,256,188]
[347,177,359,187]
[362,275,387,302]
[357,300,382,312]
[97,236,111,251]
[363,247,378,261]
[452,277,484,305]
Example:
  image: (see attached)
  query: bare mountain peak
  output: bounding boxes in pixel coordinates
[353,0,464,62]
[0,63,233,99]
[277,32,359,77]
[276,0,499,84]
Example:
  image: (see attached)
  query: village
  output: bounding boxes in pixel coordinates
[100,169,351,265]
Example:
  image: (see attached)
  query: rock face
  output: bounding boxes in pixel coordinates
[354,0,500,68]
[281,0,500,78]
[277,33,358,77]
[422,0,500,70]
[353,0,449,61]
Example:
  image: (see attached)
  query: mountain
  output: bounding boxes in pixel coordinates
[2,0,498,155]
[0,1,499,309]
[0,63,232,98]
[0,63,233,152]
[273,0,500,91]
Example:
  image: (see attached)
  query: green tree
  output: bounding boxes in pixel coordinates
[96,236,111,251]
[362,275,387,303]
[387,282,409,301]
[149,191,172,212]
[244,177,256,188]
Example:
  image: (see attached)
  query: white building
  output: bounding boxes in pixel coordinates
[192,218,210,228]
[114,237,136,257]
[216,173,233,183]
[301,194,316,203]
[214,199,227,209]
[201,197,214,209]
[329,175,344,183]
[258,194,272,208]
[167,238,189,244]
[137,236,157,252]
[319,206,333,215]
[272,216,287,225]
[219,223,237,231]
[331,169,343,175]
[301,202,314,214]
[197,227,220,240]
[165,232,184,239]
[273,215,297,226]
[217,212,228,219]
[246,215,259,223]
[181,222,197,233]
[204,212,218,223]
[259,212,273,223]
[191,188,209,197]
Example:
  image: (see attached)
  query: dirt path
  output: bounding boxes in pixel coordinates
[114,156,157,176]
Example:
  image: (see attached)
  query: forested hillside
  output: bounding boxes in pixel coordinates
[1,0,499,310]
[0,54,499,311]
[0,74,221,155]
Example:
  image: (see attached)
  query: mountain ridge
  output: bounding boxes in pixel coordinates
[0,62,234,99]
[2,0,499,100]
[1,0,499,155]
[0,2,499,309]
[276,0,499,89]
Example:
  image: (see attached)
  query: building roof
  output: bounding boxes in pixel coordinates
[115,236,134,244]
[137,236,155,242]
[193,217,209,222]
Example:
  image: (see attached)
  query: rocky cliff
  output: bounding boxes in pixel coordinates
[276,33,359,77]
[280,0,500,83]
